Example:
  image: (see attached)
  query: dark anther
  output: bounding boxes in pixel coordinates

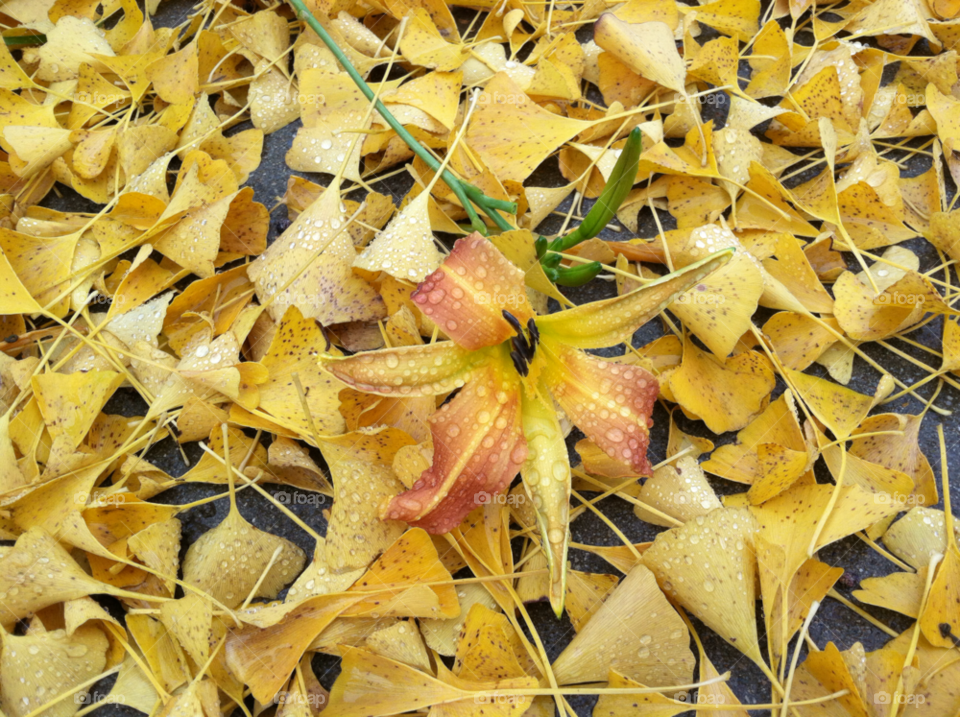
[501,310,523,334]
[521,335,535,361]
[510,350,529,377]
[504,310,538,372]
[4,335,17,343]
[511,335,532,362]
[527,318,539,350]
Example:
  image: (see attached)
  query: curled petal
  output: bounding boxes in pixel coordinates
[412,233,535,351]
[544,341,658,475]
[383,354,527,533]
[520,387,571,616]
[320,342,485,397]
[536,247,734,349]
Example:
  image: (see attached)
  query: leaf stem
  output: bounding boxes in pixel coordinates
[285,0,516,234]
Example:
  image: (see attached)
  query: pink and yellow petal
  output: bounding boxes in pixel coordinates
[412,233,535,351]
[536,247,734,349]
[543,341,658,475]
[383,353,527,533]
[320,341,484,397]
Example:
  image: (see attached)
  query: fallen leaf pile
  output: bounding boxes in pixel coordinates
[0,0,959,715]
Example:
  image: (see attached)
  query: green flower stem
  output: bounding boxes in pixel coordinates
[548,261,603,286]
[533,126,641,283]
[549,126,642,254]
[286,0,516,234]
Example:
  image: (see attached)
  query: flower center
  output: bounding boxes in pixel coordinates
[502,310,539,377]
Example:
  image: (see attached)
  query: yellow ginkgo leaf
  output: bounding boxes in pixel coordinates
[552,564,695,687]
[286,70,373,183]
[854,570,926,618]
[761,556,841,676]
[226,597,363,702]
[883,507,957,570]
[744,21,791,98]
[0,245,43,314]
[264,436,331,493]
[325,646,535,717]
[687,0,761,41]
[153,678,220,717]
[853,413,939,513]
[354,192,442,282]
[746,443,811,504]
[0,229,82,317]
[152,190,237,278]
[593,671,690,717]
[665,225,765,357]
[383,70,462,131]
[230,9,292,61]
[846,0,940,52]
[0,623,109,717]
[159,593,213,667]
[247,179,385,325]
[735,163,820,237]
[284,538,365,604]
[929,210,960,264]
[147,42,200,105]
[255,305,347,437]
[36,17,115,82]
[764,312,839,371]
[317,428,415,572]
[594,15,686,95]
[454,603,531,682]
[635,456,721,527]
[768,67,852,147]
[668,338,776,434]
[108,656,161,715]
[183,428,305,610]
[128,518,182,596]
[785,367,875,440]
[822,444,915,499]
[688,36,742,90]
[751,482,902,590]
[421,583,499,657]
[346,527,460,619]
[644,508,764,668]
[466,72,588,183]
[919,442,960,648]
[564,569,619,633]
[399,9,468,71]
[70,127,116,179]
[804,643,871,717]
[0,528,144,627]
[33,370,124,451]
[182,506,305,610]
[248,63,300,135]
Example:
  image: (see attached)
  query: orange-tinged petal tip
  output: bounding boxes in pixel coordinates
[411,233,534,351]
[546,343,658,475]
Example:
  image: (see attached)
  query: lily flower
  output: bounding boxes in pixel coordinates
[321,234,732,613]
